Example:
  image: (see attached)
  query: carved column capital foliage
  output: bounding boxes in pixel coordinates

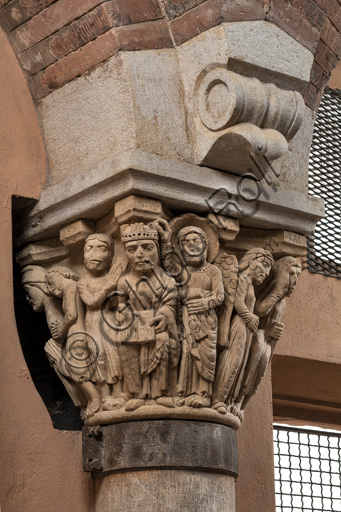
[19,204,302,430]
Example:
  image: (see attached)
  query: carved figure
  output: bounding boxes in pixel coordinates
[116,222,180,411]
[45,266,102,419]
[212,248,274,417]
[21,265,85,409]
[77,234,123,411]
[157,218,224,408]
[232,256,301,415]
[19,206,303,428]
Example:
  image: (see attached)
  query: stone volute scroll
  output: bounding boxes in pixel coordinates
[193,67,305,179]
[19,207,302,431]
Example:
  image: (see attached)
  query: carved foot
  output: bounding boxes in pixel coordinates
[84,396,102,419]
[102,396,126,411]
[175,397,186,407]
[212,402,228,415]
[228,404,244,421]
[155,396,175,408]
[125,398,145,411]
[185,394,210,408]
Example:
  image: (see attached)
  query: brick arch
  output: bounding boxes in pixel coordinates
[0,0,340,109]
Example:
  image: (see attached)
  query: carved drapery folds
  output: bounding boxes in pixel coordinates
[19,205,302,430]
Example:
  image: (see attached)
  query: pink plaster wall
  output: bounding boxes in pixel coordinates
[0,28,94,512]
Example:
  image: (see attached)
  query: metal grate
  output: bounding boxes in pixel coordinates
[274,425,341,512]
[307,87,341,278]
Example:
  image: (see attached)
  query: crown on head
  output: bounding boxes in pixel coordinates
[120,222,159,243]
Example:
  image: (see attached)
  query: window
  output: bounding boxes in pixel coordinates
[274,424,341,511]
[308,87,341,278]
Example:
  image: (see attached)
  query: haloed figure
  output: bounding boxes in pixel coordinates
[156,219,225,408]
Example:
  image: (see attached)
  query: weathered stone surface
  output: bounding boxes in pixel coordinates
[223,227,307,257]
[222,21,314,84]
[16,238,69,266]
[83,420,238,475]
[36,23,316,194]
[95,469,235,512]
[38,54,136,185]
[219,0,265,22]
[121,50,191,161]
[207,214,240,243]
[114,195,171,225]
[271,105,315,194]
[14,150,324,246]
[19,207,303,429]
[28,30,120,98]
[60,220,95,246]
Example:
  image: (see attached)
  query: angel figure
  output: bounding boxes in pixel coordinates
[156,217,225,408]
[231,256,301,416]
[211,248,274,418]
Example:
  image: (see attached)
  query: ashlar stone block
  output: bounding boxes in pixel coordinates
[60,219,95,246]
[16,238,69,267]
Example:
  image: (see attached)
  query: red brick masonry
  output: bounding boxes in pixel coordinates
[0,0,340,107]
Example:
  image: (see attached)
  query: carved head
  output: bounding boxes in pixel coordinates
[22,265,50,312]
[177,226,208,268]
[272,256,302,297]
[239,248,274,285]
[121,223,159,273]
[84,233,114,274]
[46,266,79,298]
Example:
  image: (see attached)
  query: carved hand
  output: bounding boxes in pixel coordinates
[50,319,63,340]
[154,219,172,244]
[185,298,209,315]
[150,314,168,334]
[269,321,284,341]
[246,314,259,333]
[276,273,290,296]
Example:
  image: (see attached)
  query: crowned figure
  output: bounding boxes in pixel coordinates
[116,222,180,411]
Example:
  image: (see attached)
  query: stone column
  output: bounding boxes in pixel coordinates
[83,421,237,512]
[14,19,324,512]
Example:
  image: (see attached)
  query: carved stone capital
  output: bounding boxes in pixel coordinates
[18,204,302,430]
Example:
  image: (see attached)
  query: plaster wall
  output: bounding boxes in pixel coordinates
[0,28,93,512]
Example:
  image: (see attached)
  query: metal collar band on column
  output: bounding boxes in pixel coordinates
[83,420,238,477]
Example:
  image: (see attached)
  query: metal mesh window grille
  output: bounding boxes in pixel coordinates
[274,425,341,512]
[308,87,341,278]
